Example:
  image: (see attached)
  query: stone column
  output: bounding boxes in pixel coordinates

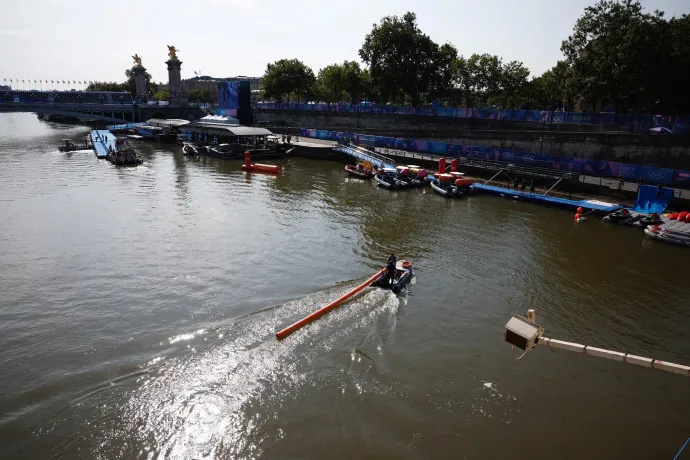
[133,66,147,100]
[166,59,183,106]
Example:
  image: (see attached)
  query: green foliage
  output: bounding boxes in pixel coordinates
[561,0,690,112]
[154,89,169,101]
[87,66,155,97]
[185,88,213,103]
[262,58,316,103]
[314,61,370,104]
[260,5,690,112]
[359,12,456,105]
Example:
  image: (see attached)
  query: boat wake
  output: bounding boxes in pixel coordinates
[49,284,405,459]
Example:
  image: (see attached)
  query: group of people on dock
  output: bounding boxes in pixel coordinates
[513,176,535,193]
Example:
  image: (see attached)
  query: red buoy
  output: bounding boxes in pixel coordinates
[678,211,688,221]
[685,214,690,223]
[438,157,446,174]
[450,159,458,172]
[577,207,584,214]
[575,213,581,220]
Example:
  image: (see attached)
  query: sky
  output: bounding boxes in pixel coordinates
[0,0,687,88]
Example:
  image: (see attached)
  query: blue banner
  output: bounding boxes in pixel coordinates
[218,82,238,113]
[300,128,690,187]
[263,103,690,134]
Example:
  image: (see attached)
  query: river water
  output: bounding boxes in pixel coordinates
[0,113,689,459]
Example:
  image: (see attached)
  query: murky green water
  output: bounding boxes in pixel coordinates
[1,113,689,459]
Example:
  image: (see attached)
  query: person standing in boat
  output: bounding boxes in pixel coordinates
[386,254,397,285]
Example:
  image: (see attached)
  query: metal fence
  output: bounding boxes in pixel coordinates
[257,103,688,134]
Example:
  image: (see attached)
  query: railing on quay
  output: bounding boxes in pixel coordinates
[256,102,688,134]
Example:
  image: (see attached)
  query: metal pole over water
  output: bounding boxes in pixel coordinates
[504,309,690,377]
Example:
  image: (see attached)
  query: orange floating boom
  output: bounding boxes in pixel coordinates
[276,268,386,340]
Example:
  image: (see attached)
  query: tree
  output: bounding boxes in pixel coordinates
[185,88,213,103]
[86,66,154,97]
[85,81,127,92]
[314,61,370,104]
[359,12,454,105]
[561,0,666,112]
[497,60,531,108]
[262,58,316,103]
[154,89,169,101]
[315,64,347,104]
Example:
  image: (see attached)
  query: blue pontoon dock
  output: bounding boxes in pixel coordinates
[90,130,115,159]
[472,183,621,214]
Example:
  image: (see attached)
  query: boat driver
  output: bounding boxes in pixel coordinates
[386,254,397,285]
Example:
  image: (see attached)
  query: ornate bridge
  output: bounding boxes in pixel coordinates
[0,90,136,122]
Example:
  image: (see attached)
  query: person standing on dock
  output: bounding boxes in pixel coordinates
[529,180,535,193]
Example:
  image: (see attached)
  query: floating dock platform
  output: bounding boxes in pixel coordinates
[472,183,621,214]
[90,130,115,159]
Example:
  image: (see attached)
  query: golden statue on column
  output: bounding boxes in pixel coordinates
[167,46,178,60]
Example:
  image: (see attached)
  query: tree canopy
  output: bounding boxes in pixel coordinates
[261,58,315,103]
[260,3,690,113]
[359,12,457,105]
[314,61,370,104]
[561,0,690,113]
[87,66,157,97]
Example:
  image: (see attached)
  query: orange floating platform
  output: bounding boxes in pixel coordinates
[242,151,280,174]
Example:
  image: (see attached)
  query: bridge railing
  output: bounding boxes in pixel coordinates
[1,90,133,105]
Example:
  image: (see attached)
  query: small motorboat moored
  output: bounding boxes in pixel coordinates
[374,168,406,189]
[430,174,463,197]
[370,260,414,293]
[603,208,636,225]
[396,166,428,188]
[645,225,690,247]
[344,164,374,178]
[58,139,89,152]
[182,142,199,156]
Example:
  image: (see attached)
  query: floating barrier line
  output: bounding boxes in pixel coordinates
[538,337,690,377]
[674,437,690,460]
[276,268,385,341]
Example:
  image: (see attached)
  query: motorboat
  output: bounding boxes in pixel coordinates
[645,225,690,247]
[396,166,428,187]
[344,164,374,178]
[430,174,463,197]
[370,260,414,294]
[107,138,143,166]
[374,168,406,189]
[58,138,88,152]
[182,142,199,156]
[603,209,636,225]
